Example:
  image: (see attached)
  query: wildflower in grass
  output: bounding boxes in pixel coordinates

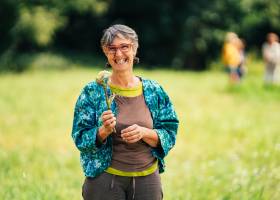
[252,168,260,177]
[275,143,280,151]
[263,151,270,158]
[252,151,259,158]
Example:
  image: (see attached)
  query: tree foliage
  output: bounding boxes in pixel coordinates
[0,0,109,71]
[1,0,280,71]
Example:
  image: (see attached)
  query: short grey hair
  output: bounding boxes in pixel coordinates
[101,24,139,51]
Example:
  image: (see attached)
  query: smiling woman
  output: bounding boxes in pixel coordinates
[101,25,139,73]
[103,36,135,72]
[71,24,179,200]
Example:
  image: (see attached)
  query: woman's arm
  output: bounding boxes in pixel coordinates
[141,127,159,147]
[151,84,179,157]
[71,85,102,153]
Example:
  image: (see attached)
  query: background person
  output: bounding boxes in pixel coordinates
[222,32,242,83]
[236,38,247,80]
[262,32,280,85]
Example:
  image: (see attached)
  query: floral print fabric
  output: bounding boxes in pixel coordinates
[71,77,179,177]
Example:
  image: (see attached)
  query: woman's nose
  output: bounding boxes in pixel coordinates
[115,48,123,56]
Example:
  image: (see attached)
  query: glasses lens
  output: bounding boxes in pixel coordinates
[120,44,130,52]
[108,46,117,54]
[107,44,131,54]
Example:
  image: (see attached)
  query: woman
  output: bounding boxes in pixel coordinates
[71,24,179,200]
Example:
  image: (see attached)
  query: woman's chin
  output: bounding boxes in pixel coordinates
[111,64,132,72]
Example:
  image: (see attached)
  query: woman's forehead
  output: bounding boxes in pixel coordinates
[110,34,132,45]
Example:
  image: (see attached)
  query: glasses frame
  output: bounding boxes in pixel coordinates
[105,43,133,55]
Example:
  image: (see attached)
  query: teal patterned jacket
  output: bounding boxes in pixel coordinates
[71,77,179,177]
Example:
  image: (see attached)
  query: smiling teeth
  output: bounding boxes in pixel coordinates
[116,59,126,64]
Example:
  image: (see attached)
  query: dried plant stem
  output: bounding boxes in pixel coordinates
[102,84,116,133]
[102,84,110,108]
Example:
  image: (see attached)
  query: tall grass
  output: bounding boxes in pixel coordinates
[0,57,279,199]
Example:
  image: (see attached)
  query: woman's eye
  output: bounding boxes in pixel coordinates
[121,45,129,50]
[108,47,116,52]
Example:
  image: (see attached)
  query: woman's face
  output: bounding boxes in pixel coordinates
[104,35,136,72]
[268,34,278,44]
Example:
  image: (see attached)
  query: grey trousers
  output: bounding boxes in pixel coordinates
[82,170,163,200]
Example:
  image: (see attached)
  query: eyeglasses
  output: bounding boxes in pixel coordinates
[106,43,133,54]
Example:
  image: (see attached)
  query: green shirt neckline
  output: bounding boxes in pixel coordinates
[109,82,143,97]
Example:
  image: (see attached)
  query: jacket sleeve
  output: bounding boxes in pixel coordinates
[153,85,179,158]
[71,85,101,153]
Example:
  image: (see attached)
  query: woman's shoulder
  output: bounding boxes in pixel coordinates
[141,77,161,89]
[82,80,100,91]
[79,80,103,99]
[141,77,168,97]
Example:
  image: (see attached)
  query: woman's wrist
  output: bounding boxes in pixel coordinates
[98,125,112,141]
[141,127,159,147]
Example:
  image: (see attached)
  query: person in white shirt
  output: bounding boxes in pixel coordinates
[262,32,280,84]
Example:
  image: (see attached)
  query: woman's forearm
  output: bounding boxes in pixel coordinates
[142,127,159,147]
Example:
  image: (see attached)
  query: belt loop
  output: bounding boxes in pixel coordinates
[110,174,115,189]
[132,177,136,200]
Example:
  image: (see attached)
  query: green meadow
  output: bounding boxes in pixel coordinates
[0,58,280,200]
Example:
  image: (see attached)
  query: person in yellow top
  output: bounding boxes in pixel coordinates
[222,32,242,83]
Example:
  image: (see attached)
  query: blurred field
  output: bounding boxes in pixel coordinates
[0,58,280,200]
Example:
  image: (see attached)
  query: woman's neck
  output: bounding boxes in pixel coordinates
[110,71,139,88]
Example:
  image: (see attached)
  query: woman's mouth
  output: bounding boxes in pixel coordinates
[114,58,128,65]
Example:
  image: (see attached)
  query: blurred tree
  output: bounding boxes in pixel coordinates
[0,0,109,71]
[171,0,244,70]
[106,0,280,70]
[14,6,65,48]
[240,0,280,48]
[10,0,109,50]
[1,0,280,71]
[0,0,18,53]
[105,0,244,70]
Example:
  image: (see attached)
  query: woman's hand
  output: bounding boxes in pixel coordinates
[121,124,159,147]
[98,110,116,141]
[121,124,145,143]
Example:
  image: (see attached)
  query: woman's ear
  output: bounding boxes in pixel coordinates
[133,57,139,64]
[102,46,107,55]
[132,47,137,57]
[106,62,111,68]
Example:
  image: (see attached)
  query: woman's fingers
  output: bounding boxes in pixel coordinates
[101,110,115,123]
[101,110,113,117]
[109,120,116,128]
[121,124,143,143]
[101,110,116,132]
[103,116,116,126]
[125,134,141,143]
[102,111,114,121]
[121,124,137,134]
[102,114,114,121]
